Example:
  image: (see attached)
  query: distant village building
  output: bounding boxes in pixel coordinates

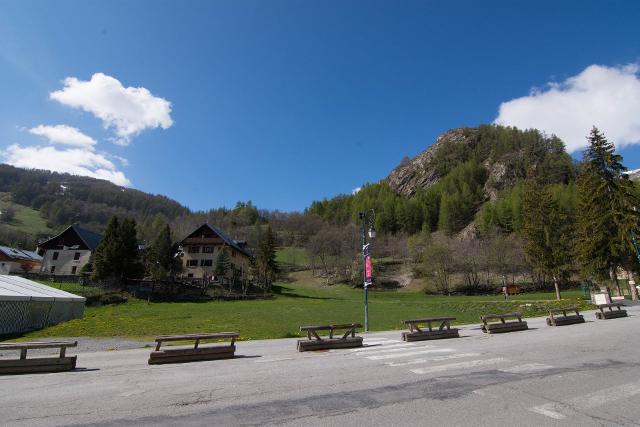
[0,246,42,274]
[180,223,251,281]
[37,225,103,276]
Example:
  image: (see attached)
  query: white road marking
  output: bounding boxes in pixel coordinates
[362,339,401,345]
[255,357,295,363]
[367,348,454,361]
[500,363,554,374]
[411,358,508,375]
[529,406,566,420]
[529,381,640,419]
[350,343,417,353]
[386,353,480,367]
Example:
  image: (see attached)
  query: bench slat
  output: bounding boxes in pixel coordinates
[598,303,624,308]
[300,324,361,331]
[155,332,239,342]
[0,341,77,351]
[481,313,521,321]
[548,307,578,314]
[402,317,456,324]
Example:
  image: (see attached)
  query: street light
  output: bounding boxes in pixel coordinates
[358,209,375,332]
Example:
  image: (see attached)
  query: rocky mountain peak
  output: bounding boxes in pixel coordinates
[386,128,470,197]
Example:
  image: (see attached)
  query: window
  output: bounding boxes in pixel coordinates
[71,266,77,275]
[50,266,56,273]
[200,259,213,267]
[203,246,214,254]
[188,246,200,253]
[52,252,59,260]
[187,259,198,267]
[187,273,193,278]
[74,252,81,260]
[231,251,236,258]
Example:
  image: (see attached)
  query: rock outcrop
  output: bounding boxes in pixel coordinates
[386,128,470,197]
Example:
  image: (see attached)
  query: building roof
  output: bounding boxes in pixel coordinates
[73,225,103,250]
[182,223,252,257]
[0,275,85,302]
[38,225,103,251]
[0,246,42,262]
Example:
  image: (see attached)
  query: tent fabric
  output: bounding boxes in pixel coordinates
[0,275,86,336]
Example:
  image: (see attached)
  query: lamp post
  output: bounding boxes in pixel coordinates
[359,209,376,332]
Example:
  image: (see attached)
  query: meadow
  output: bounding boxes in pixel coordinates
[25,280,593,341]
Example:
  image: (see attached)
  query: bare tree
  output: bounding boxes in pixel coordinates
[418,233,456,295]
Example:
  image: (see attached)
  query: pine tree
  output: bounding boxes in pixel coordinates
[254,225,279,292]
[214,247,231,280]
[576,127,640,299]
[522,175,575,300]
[146,224,180,279]
[92,216,120,281]
[92,216,142,284]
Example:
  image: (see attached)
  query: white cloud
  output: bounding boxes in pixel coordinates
[29,124,97,148]
[49,72,173,145]
[494,64,640,152]
[352,187,362,195]
[2,144,131,187]
[112,155,130,167]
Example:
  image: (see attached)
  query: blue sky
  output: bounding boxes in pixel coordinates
[1,1,639,212]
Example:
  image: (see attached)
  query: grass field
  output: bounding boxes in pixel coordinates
[276,246,311,266]
[22,280,594,341]
[0,192,53,236]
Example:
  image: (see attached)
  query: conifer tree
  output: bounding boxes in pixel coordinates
[93,216,142,283]
[522,175,574,300]
[214,247,231,279]
[576,127,640,299]
[253,225,279,292]
[92,217,120,281]
[146,224,180,279]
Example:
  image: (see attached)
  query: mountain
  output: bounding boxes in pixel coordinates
[0,164,190,246]
[308,125,577,235]
[387,125,575,200]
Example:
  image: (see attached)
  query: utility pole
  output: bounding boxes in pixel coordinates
[359,209,375,332]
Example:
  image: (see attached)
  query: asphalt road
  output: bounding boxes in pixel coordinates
[2,305,640,426]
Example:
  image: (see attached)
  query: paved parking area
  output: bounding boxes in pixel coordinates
[1,306,639,426]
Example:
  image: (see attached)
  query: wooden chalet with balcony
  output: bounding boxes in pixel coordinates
[180,223,251,281]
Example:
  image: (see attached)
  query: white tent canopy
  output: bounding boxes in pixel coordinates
[0,275,85,335]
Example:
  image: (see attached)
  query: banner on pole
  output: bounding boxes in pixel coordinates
[364,243,373,287]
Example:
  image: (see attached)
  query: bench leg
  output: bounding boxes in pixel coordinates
[20,348,27,360]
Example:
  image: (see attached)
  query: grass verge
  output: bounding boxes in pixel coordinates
[18,281,595,341]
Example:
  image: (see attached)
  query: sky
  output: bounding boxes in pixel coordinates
[1,0,640,212]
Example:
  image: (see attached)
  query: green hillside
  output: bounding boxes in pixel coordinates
[0,193,53,236]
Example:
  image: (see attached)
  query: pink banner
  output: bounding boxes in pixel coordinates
[365,255,373,285]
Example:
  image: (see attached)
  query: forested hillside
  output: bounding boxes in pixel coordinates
[0,165,189,246]
[308,125,576,235]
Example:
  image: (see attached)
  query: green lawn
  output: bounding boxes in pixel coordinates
[21,281,594,341]
[276,246,311,266]
[0,193,53,236]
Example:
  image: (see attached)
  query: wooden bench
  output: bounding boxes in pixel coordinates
[148,332,239,365]
[546,307,585,326]
[401,317,459,341]
[0,341,77,375]
[480,312,528,334]
[297,323,363,351]
[595,303,628,320]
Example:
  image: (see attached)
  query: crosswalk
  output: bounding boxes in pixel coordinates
[335,337,638,422]
[333,337,556,378]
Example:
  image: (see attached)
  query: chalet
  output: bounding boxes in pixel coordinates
[37,225,103,276]
[180,223,251,280]
[0,246,42,274]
